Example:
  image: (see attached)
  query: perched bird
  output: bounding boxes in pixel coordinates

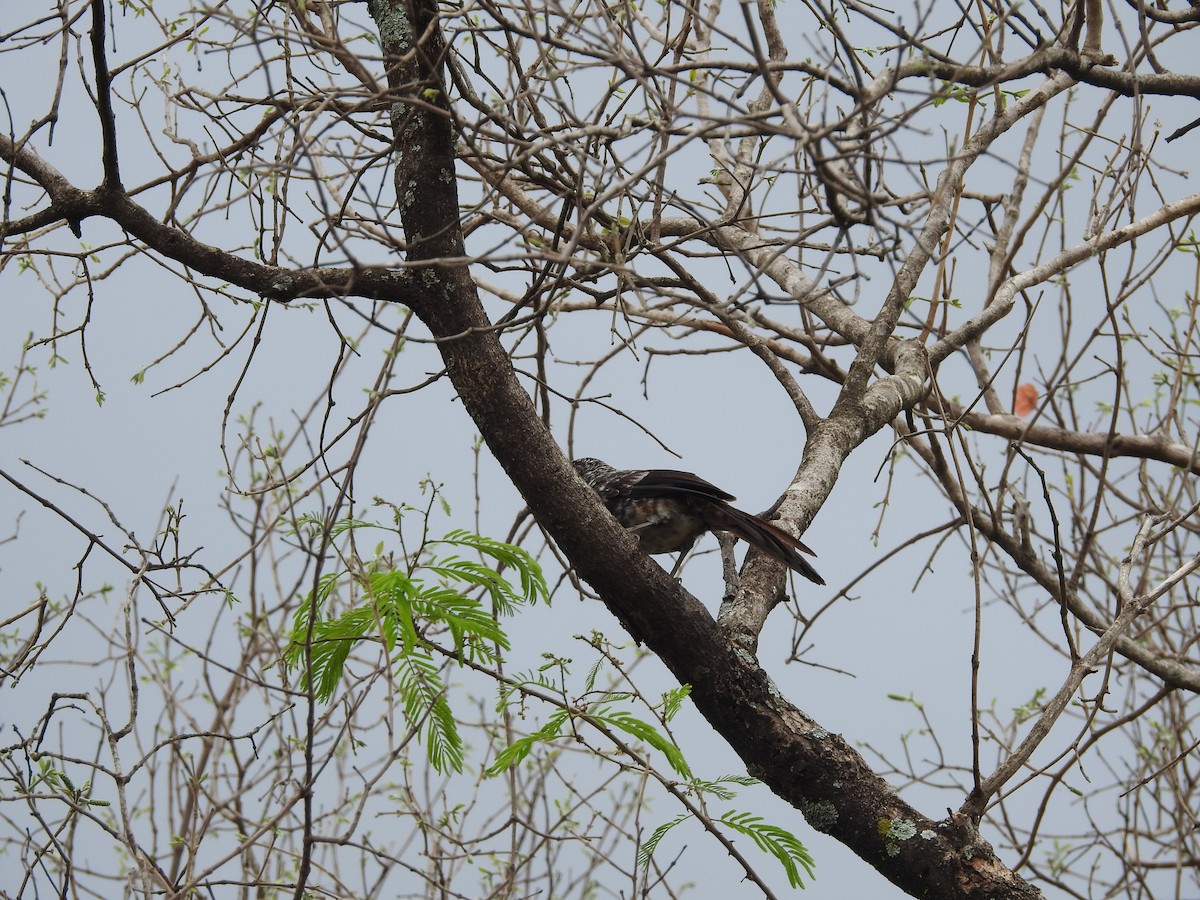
[573,457,824,584]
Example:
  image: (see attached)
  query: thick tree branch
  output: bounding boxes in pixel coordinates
[939,402,1200,475]
[88,0,121,191]
[0,134,437,305]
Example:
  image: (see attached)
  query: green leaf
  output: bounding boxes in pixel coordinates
[433,529,549,609]
[485,710,570,775]
[394,651,462,773]
[279,515,544,775]
[660,685,691,721]
[690,773,758,801]
[720,811,815,888]
[594,708,691,778]
[638,813,690,869]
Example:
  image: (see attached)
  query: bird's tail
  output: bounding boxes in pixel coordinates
[710,505,826,585]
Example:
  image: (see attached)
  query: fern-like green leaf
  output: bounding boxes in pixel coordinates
[287,571,342,641]
[689,774,759,801]
[660,685,691,721]
[394,651,463,773]
[638,813,690,870]
[309,622,356,701]
[364,568,421,654]
[281,517,544,777]
[495,670,560,712]
[595,709,692,778]
[413,585,507,660]
[720,810,815,888]
[427,558,519,614]
[436,530,548,608]
[485,710,569,775]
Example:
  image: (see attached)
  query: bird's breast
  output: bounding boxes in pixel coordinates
[609,497,707,554]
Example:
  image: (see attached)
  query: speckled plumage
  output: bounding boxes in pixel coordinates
[572,457,824,584]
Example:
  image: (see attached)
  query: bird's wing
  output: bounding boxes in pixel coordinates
[623,468,737,502]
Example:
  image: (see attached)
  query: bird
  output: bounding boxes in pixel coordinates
[572,457,825,584]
